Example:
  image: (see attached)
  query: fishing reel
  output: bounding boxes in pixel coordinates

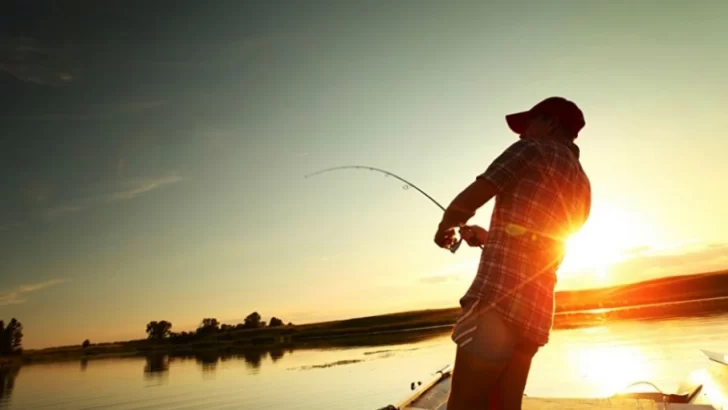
[449,236,463,254]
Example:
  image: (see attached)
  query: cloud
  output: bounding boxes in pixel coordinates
[8,99,169,121]
[45,174,184,220]
[114,100,168,114]
[0,279,68,307]
[0,36,75,86]
[108,175,183,201]
[419,275,460,285]
[141,37,274,68]
[610,243,728,281]
[419,258,479,285]
[559,242,728,289]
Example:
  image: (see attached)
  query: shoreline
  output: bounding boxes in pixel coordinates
[7,294,728,367]
[5,269,728,367]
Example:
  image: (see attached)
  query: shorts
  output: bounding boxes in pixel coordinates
[451,299,539,362]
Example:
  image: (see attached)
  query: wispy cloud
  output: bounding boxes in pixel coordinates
[0,36,75,86]
[45,174,184,219]
[7,99,169,122]
[419,258,479,285]
[0,279,68,307]
[558,242,728,290]
[114,100,168,113]
[141,37,274,68]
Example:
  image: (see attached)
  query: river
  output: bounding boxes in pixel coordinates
[2,313,728,410]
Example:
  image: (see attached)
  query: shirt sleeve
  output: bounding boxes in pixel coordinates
[477,139,542,192]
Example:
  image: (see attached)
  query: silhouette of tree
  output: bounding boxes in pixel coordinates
[268,317,284,327]
[244,312,262,329]
[145,321,172,340]
[82,339,91,348]
[220,324,233,331]
[197,318,220,335]
[0,319,23,354]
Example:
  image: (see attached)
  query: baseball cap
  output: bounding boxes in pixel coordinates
[505,97,586,138]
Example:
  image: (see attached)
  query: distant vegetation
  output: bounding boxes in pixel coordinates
[0,319,23,355]
[6,269,728,365]
[142,312,294,345]
[555,269,728,311]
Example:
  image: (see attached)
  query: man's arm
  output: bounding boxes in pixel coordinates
[438,179,498,230]
[437,139,541,231]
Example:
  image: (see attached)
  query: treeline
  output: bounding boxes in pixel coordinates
[555,269,728,312]
[0,319,23,355]
[145,312,294,342]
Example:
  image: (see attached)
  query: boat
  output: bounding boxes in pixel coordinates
[377,350,728,409]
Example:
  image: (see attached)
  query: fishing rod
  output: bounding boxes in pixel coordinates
[304,165,483,253]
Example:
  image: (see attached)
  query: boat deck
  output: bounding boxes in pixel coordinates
[403,373,714,409]
[394,351,728,410]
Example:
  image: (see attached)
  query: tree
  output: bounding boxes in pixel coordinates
[82,339,91,349]
[0,319,23,354]
[197,318,220,335]
[200,318,219,330]
[145,321,172,340]
[268,317,284,327]
[243,312,262,329]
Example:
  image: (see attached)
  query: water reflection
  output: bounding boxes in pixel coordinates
[269,348,285,363]
[240,349,267,370]
[144,347,285,379]
[144,354,170,380]
[0,366,20,409]
[80,358,88,372]
[194,352,219,374]
[567,343,653,397]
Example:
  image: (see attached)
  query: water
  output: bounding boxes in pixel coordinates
[2,314,728,410]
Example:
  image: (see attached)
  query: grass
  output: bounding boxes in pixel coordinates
[6,269,728,366]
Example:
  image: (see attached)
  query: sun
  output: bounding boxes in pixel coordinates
[559,204,655,282]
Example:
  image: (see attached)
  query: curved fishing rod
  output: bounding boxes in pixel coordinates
[304,165,446,211]
[305,165,483,253]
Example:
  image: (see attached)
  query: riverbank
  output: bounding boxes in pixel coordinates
[7,269,728,365]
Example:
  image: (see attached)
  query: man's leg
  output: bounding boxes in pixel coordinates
[497,343,539,410]
[447,305,518,410]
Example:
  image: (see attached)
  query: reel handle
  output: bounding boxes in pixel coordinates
[449,237,463,254]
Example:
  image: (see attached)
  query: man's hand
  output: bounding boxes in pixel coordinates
[434,223,458,250]
[460,225,488,247]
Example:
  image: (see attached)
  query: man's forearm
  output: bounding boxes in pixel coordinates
[439,179,498,229]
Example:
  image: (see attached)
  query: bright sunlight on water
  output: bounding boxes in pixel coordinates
[2,314,728,410]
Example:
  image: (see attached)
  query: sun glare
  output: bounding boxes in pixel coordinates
[560,204,656,283]
[569,344,654,397]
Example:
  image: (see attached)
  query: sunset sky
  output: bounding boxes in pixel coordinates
[2,2,727,349]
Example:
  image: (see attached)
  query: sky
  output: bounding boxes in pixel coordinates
[1,1,727,349]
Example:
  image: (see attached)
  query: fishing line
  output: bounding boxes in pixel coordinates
[304,165,482,253]
[304,165,447,211]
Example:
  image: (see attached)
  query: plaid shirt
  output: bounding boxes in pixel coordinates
[460,138,591,346]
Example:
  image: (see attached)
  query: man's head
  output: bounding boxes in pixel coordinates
[505,97,585,141]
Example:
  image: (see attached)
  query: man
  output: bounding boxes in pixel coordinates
[434,97,592,409]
